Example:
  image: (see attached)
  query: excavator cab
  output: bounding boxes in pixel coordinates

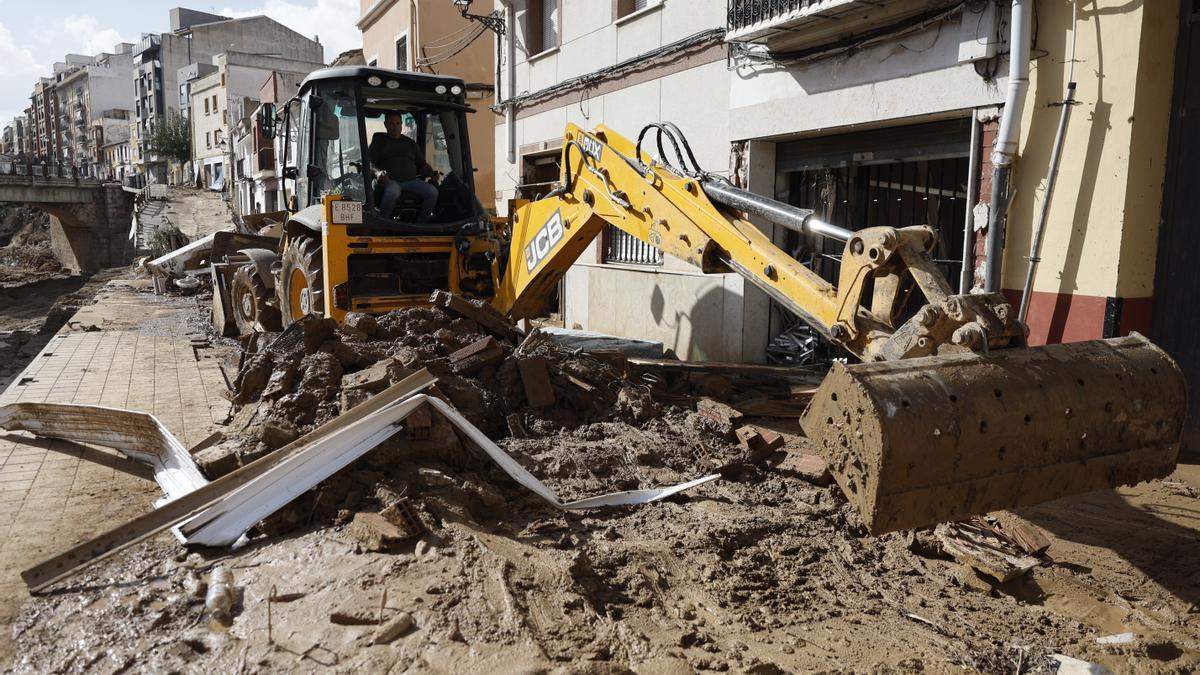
[263,67,502,326]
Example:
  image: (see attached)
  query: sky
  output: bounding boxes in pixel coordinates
[0,0,362,123]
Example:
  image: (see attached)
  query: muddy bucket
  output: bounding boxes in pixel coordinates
[801,333,1186,534]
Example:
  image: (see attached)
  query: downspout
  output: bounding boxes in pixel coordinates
[1019,0,1078,322]
[960,114,981,293]
[983,0,1033,293]
[500,0,516,165]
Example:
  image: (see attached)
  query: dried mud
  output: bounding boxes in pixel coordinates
[7,304,1199,673]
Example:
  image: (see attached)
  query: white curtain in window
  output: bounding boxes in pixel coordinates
[542,0,558,50]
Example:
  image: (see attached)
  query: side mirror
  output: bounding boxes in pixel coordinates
[282,166,298,180]
[259,103,277,140]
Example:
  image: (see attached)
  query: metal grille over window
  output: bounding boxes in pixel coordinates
[604,226,663,266]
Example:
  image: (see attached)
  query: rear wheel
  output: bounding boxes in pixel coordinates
[277,236,324,327]
[230,264,282,334]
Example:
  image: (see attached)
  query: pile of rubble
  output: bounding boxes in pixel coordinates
[6,291,1105,673]
[0,204,60,285]
[194,291,810,539]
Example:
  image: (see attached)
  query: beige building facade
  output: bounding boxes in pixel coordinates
[495,0,746,361]
[358,0,498,211]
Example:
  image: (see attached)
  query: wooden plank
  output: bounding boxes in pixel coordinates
[21,369,437,593]
[517,355,556,408]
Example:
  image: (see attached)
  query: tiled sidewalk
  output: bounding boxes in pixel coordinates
[0,327,229,662]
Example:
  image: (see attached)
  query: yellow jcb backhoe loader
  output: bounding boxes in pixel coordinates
[230,66,1186,534]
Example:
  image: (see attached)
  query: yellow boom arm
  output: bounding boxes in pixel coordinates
[495,124,1026,362]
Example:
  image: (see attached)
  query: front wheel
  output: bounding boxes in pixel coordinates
[230,264,282,334]
[276,236,324,327]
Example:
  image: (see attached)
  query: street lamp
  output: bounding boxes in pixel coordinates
[452,0,505,35]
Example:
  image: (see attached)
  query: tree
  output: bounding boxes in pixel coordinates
[148,111,191,163]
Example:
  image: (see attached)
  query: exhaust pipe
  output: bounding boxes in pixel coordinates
[701,178,852,241]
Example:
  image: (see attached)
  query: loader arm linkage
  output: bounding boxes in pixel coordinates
[495,124,1025,363]
[495,123,1186,534]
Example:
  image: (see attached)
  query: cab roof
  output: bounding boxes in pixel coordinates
[298,66,466,94]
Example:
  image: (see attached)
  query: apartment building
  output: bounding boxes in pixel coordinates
[53,44,135,177]
[0,116,26,157]
[132,7,324,182]
[496,0,738,359]
[188,51,325,193]
[232,71,309,215]
[357,0,498,210]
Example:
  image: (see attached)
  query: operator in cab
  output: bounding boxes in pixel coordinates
[369,110,438,223]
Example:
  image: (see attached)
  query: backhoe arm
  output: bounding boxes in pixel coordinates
[495,124,1025,361]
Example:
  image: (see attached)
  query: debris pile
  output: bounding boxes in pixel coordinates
[199,293,792,537]
[0,204,60,284]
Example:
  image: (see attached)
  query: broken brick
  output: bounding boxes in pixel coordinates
[193,442,239,479]
[406,403,432,440]
[380,498,430,540]
[736,425,785,456]
[347,512,408,553]
[517,355,556,408]
[342,358,399,393]
[448,336,504,375]
[778,453,832,486]
[429,290,521,342]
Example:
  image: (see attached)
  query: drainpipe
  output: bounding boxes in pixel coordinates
[1019,0,1078,323]
[983,0,1033,293]
[500,0,516,165]
[960,115,981,293]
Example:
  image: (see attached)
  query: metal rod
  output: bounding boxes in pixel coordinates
[960,116,981,293]
[702,178,852,241]
[1020,0,1078,323]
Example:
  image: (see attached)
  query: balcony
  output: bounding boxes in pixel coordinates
[252,147,276,178]
[727,0,959,49]
[135,34,160,56]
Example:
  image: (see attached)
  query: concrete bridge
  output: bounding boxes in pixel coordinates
[0,164,134,273]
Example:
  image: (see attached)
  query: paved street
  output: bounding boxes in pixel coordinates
[0,282,229,663]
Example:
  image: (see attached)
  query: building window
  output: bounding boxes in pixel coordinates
[204,98,209,115]
[604,227,663,266]
[212,94,218,112]
[214,129,223,146]
[526,0,559,56]
[615,0,656,20]
[205,131,211,148]
[396,36,408,70]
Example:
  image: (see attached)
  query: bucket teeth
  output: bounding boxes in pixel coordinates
[801,333,1187,534]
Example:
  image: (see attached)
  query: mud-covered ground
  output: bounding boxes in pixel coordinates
[6,299,1198,673]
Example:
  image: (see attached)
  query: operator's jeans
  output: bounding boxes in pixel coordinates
[378,177,438,223]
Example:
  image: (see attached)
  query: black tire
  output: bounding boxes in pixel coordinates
[230,264,282,334]
[277,236,324,327]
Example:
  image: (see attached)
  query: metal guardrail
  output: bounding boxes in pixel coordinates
[728,0,826,32]
[0,158,101,182]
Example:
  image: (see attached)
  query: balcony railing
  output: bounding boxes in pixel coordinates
[728,0,834,32]
[727,0,952,47]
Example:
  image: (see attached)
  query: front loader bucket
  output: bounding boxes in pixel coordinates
[801,333,1186,534]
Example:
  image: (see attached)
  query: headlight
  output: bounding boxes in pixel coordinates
[366,75,383,86]
[434,85,448,94]
[450,85,463,95]
[385,80,400,89]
